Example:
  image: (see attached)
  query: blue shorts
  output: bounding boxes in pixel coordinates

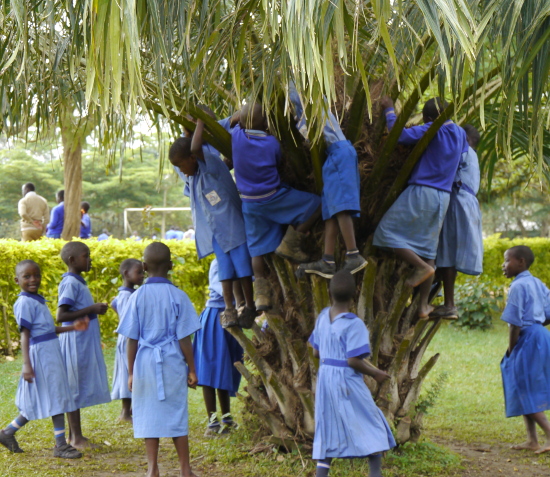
[322,140,361,220]
[242,185,321,257]
[212,237,253,281]
[47,233,61,239]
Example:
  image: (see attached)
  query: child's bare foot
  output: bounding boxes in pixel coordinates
[70,436,99,450]
[118,412,133,423]
[418,304,435,319]
[146,468,160,477]
[511,441,540,451]
[534,441,550,454]
[181,472,199,477]
[406,265,434,288]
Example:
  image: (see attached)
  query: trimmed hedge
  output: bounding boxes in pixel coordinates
[0,239,211,353]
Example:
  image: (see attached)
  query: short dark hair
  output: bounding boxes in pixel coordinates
[15,259,40,276]
[168,137,192,163]
[60,241,89,266]
[507,245,535,268]
[144,242,171,270]
[423,97,448,121]
[329,270,356,303]
[119,258,142,275]
[463,124,480,148]
[23,183,35,192]
[80,201,90,212]
[57,190,65,201]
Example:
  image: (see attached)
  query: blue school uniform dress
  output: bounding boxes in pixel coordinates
[46,202,64,239]
[165,229,184,240]
[174,141,252,281]
[80,213,92,239]
[224,122,321,257]
[58,273,111,409]
[289,84,360,220]
[192,260,244,395]
[373,108,468,259]
[117,278,201,438]
[500,271,550,418]
[309,308,395,459]
[110,287,135,400]
[436,146,483,275]
[14,293,76,421]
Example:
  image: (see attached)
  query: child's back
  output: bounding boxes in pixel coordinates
[111,286,135,401]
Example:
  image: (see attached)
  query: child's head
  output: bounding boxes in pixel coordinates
[15,260,41,294]
[120,259,145,287]
[240,102,266,131]
[143,242,172,276]
[463,124,480,149]
[329,270,356,304]
[56,190,65,203]
[81,201,90,213]
[169,137,198,176]
[60,241,91,273]
[422,97,448,123]
[502,246,534,278]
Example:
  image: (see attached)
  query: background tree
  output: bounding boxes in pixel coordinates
[1,0,550,444]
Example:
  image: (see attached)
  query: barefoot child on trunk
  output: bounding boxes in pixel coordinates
[501,245,550,454]
[0,260,88,459]
[374,97,468,318]
[57,242,111,448]
[118,242,201,477]
[309,270,396,476]
[111,259,145,422]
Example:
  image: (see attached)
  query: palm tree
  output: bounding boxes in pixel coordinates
[1,0,550,443]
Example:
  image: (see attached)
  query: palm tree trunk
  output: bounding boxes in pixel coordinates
[61,127,83,240]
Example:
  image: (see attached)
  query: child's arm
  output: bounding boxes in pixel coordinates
[57,302,108,323]
[380,96,430,145]
[348,357,390,384]
[55,317,90,334]
[508,324,521,354]
[179,336,198,389]
[127,338,138,392]
[20,328,35,383]
[190,119,206,161]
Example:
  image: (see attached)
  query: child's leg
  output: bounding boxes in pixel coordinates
[252,256,267,279]
[393,248,435,288]
[144,438,160,477]
[221,280,236,311]
[51,414,82,458]
[368,453,383,477]
[2,415,28,436]
[296,219,337,279]
[529,412,550,453]
[0,415,27,453]
[295,205,322,234]
[511,415,539,450]
[252,256,272,311]
[417,259,435,318]
[120,398,132,421]
[67,409,90,448]
[233,280,245,307]
[315,458,332,477]
[172,435,197,477]
[440,267,457,309]
[337,212,367,274]
[239,276,255,309]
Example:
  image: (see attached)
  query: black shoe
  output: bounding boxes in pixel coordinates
[0,430,24,453]
[296,259,336,279]
[342,254,368,274]
[53,444,82,459]
[238,307,257,329]
[220,308,239,328]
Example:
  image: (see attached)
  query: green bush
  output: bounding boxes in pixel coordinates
[453,280,503,330]
[0,239,211,353]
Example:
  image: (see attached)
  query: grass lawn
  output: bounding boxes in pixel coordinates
[0,321,549,476]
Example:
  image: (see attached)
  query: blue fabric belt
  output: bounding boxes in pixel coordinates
[320,358,349,367]
[454,181,476,197]
[139,335,178,401]
[30,332,57,346]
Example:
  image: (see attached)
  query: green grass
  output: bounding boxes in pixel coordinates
[4,322,550,476]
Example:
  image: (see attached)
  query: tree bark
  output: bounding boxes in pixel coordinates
[61,129,83,240]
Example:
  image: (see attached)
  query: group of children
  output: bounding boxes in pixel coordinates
[2,93,550,477]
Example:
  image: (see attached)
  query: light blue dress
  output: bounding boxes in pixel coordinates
[14,293,77,420]
[57,273,111,409]
[436,147,483,275]
[500,271,550,417]
[117,278,201,438]
[309,308,395,459]
[111,287,135,400]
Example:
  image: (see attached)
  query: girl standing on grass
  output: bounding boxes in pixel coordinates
[309,270,396,477]
[111,259,145,422]
[0,260,88,459]
[501,245,550,454]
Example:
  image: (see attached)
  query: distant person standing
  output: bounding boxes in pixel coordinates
[97,229,110,241]
[165,226,184,240]
[18,183,49,241]
[80,202,92,239]
[46,191,64,239]
[183,226,195,241]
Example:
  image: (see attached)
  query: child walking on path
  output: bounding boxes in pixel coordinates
[118,242,201,477]
[57,242,111,448]
[374,97,468,317]
[309,270,396,476]
[432,125,483,319]
[288,82,367,279]
[0,260,87,458]
[111,259,145,422]
[193,259,244,437]
[500,246,550,454]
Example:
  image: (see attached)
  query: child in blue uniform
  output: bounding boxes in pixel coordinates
[111,259,144,422]
[309,270,395,476]
[500,246,550,454]
[57,241,111,448]
[193,259,244,436]
[0,260,87,458]
[46,190,64,239]
[288,83,367,278]
[80,201,92,239]
[117,242,201,477]
[433,125,483,319]
[374,97,468,318]
[169,107,256,328]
